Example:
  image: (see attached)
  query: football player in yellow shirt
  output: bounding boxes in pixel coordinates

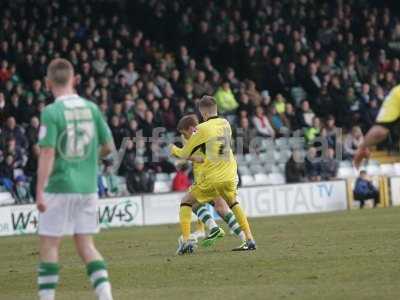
[176,114,248,250]
[171,96,256,254]
[354,85,400,167]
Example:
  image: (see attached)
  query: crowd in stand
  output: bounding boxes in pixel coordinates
[0,0,399,200]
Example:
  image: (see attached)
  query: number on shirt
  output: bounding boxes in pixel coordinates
[65,121,94,158]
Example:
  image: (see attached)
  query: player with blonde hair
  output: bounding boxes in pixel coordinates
[171,96,256,254]
[36,59,114,300]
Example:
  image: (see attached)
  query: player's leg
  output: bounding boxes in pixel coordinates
[213,197,246,243]
[190,185,226,247]
[214,181,256,249]
[177,192,197,254]
[74,235,113,300]
[193,219,206,239]
[192,203,218,232]
[37,194,70,300]
[38,236,62,300]
[74,194,113,300]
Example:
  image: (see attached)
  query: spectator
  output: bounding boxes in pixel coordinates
[14,175,32,204]
[273,94,286,114]
[26,116,40,146]
[324,115,338,149]
[214,81,239,114]
[193,70,212,97]
[305,147,321,181]
[353,170,380,208]
[172,162,191,191]
[160,98,176,131]
[320,148,338,180]
[0,155,15,193]
[117,62,139,86]
[109,115,127,148]
[245,80,262,107]
[344,126,364,159]
[235,117,257,154]
[24,144,39,197]
[0,60,10,83]
[252,106,275,138]
[285,150,306,183]
[267,105,289,136]
[126,158,155,194]
[363,99,380,131]
[5,137,25,168]
[305,117,322,144]
[285,103,299,131]
[3,116,27,149]
[297,100,315,128]
[101,161,120,197]
[0,92,7,124]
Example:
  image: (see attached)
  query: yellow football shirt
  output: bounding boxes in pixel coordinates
[181,135,205,183]
[376,85,400,126]
[172,116,237,184]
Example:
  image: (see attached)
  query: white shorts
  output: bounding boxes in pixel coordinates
[38,193,99,237]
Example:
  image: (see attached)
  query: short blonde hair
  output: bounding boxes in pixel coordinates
[47,58,74,87]
[198,95,217,114]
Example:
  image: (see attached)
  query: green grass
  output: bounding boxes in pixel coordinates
[1,208,400,299]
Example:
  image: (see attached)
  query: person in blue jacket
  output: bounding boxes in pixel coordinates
[353,170,380,208]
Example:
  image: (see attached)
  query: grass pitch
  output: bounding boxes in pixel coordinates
[1,208,400,300]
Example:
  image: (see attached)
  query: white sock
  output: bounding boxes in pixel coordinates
[95,282,113,300]
[196,206,218,231]
[39,289,55,300]
[205,218,218,231]
[238,231,246,242]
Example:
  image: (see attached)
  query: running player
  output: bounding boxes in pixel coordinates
[36,59,114,300]
[176,114,248,250]
[171,96,256,254]
[354,85,400,168]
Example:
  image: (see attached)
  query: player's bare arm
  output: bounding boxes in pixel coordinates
[100,141,115,158]
[36,147,55,213]
[354,125,389,169]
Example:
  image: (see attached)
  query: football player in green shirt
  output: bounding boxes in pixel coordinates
[36,59,114,300]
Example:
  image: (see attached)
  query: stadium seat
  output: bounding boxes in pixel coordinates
[337,167,357,178]
[153,181,172,193]
[273,150,281,161]
[278,163,286,173]
[339,161,352,168]
[261,139,274,152]
[263,163,274,173]
[259,152,274,163]
[366,165,380,176]
[249,164,264,175]
[394,163,400,176]
[368,159,380,166]
[271,164,281,173]
[240,175,255,186]
[380,164,394,176]
[275,137,290,150]
[244,153,254,164]
[238,165,251,175]
[288,137,305,149]
[279,149,292,163]
[268,173,286,185]
[254,173,269,185]
[0,192,15,206]
[155,173,170,182]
